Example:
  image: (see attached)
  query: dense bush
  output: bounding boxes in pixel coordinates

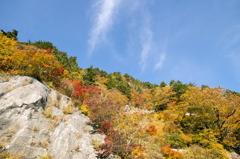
[164,133,186,149]
[0,33,64,82]
[97,121,137,158]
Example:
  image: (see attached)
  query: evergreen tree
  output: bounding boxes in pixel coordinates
[160,81,167,87]
[82,65,97,85]
[1,29,18,40]
[117,80,131,99]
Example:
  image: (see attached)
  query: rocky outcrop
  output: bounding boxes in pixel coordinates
[0,75,104,159]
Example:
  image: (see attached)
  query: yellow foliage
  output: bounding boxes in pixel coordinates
[0,32,18,55]
[79,69,84,74]
[131,146,145,159]
[153,86,177,111]
[70,72,82,81]
[97,75,108,86]
[37,154,52,159]
[183,145,228,159]
[0,33,64,82]
[181,133,192,145]
[81,104,90,116]
[179,86,240,147]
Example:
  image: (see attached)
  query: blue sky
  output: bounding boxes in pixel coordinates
[1,0,240,92]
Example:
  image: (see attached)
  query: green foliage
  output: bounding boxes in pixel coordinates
[201,84,209,89]
[171,80,189,98]
[169,79,175,86]
[1,29,18,40]
[180,113,215,134]
[68,56,80,72]
[82,65,97,85]
[99,70,108,77]
[106,77,117,89]
[113,72,122,81]
[32,40,81,73]
[151,83,159,89]
[226,89,240,96]
[164,133,186,149]
[32,41,54,50]
[92,67,108,77]
[143,81,152,89]
[160,81,167,87]
[124,73,131,81]
[105,72,132,98]
[188,82,196,87]
[53,50,69,69]
[117,80,131,99]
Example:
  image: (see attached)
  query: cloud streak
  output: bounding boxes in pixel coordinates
[88,0,121,56]
[139,13,152,71]
[154,53,166,70]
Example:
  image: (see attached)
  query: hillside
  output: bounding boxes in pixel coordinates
[0,30,240,159]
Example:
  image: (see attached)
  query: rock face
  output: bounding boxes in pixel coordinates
[0,75,104,159]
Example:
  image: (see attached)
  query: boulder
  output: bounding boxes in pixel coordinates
[0,75,104,159]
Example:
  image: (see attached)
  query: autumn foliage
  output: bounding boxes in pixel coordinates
[97,121,138,158]
[161,145,183,159]
[0,32,64,81]
[1,30,240,158]
[72,81,101,102]
[146,125,157,136]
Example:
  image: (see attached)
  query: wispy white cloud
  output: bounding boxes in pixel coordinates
[139,13,152,71]
[88,0,121,56]
[225,25,240,75]
[154,53,166,70]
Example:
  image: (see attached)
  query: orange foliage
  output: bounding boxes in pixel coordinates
[85,89,127,125]
[146,125,157,136]
[161,145,183,159]
[97,75,108,86]
[131,91,146,108]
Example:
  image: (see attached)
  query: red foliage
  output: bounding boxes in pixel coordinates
[72,81,101,102]
[32,50,37,55]
[53,67,64,76]
[101,121,114,134]
[46,48,52,54]
[97,121,137,158]
[72,81,86,100]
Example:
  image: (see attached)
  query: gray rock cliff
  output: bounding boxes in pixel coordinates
[0,75,104,159]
